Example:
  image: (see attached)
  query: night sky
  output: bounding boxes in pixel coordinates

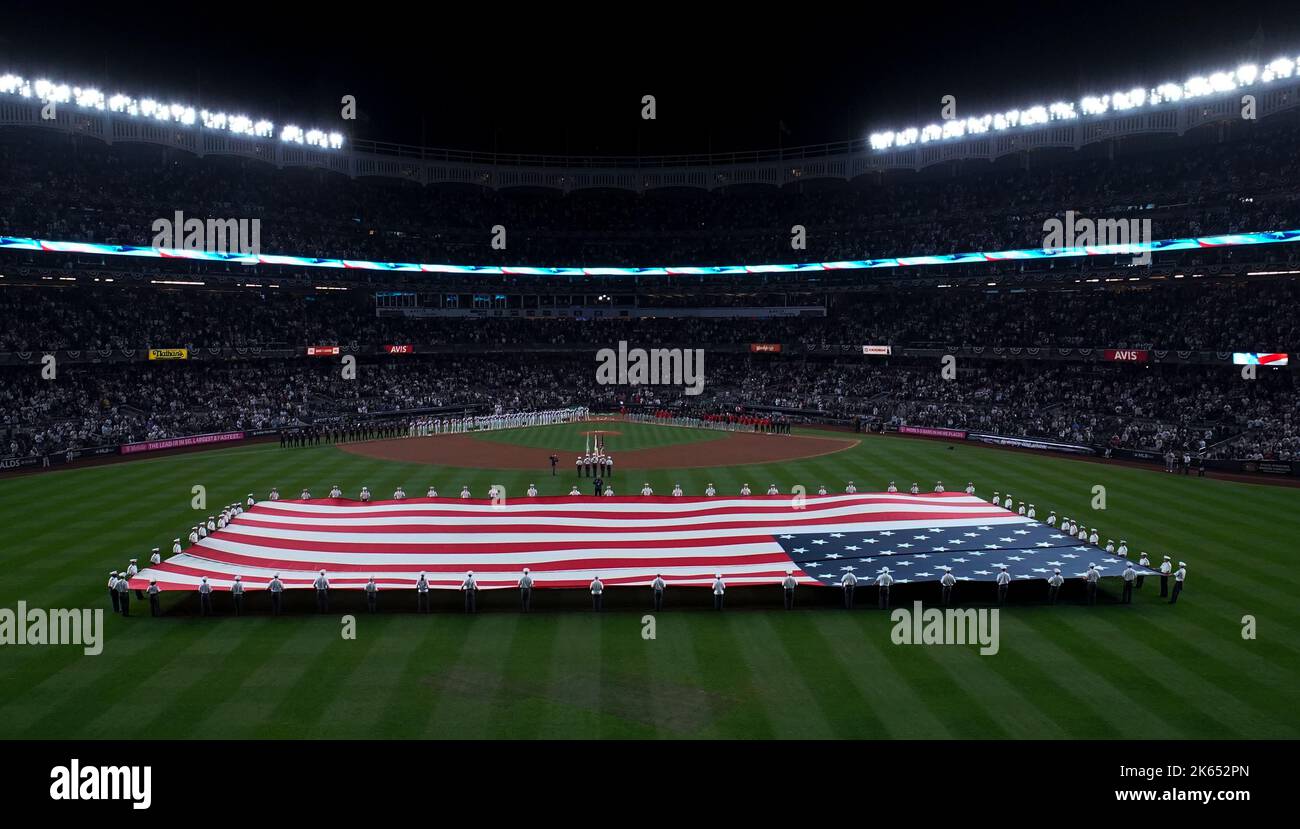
[1,1,1297,156]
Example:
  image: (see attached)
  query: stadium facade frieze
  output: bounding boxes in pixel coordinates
[4,76,1300,187]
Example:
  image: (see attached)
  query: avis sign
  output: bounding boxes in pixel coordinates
[1103,349,1149,362]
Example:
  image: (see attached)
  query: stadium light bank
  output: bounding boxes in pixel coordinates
[868,54,1299,151]
[0,72,344,149]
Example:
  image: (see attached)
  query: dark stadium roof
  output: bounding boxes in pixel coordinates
[2,1,1298,157]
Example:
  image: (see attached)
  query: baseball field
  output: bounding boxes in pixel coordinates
[1,421,1296,739]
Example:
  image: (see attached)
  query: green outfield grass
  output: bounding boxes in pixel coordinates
[1,423,1297,739]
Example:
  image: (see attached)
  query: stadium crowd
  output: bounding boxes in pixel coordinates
[2,356,1294,462]
[1,106,1297,472]
[1,280,1297,353]
[3,111,1300,267]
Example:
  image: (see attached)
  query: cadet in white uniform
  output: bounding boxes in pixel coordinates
[1017,502,1026,516]
[393,486,406,500]
[766,484,779,495]
[782,569,797,610]
[1159,555,1172,597]
[845,481,857,494]
[197,577,212,616]
[640,483,654,496]
[817,485,828,495]
[108,571,120,613]
[269,487,280,501]
[940,566,956,606]
[172,537,182,555]
[518,568,534,612]
[360,486,372,502]
[590,575,604,612]
[247,493,256,507]
[1084,563,1100,605]
[1117,540,1128,558]
[1104,539,1115,554]
[1003,494,1013,510]
[231,574,245,616]
[704,483,717,497]
[1047,569,1064,604]
[110,571,128,616]
[126,559,142,599]
[1088,528,1100,545]
[365,576,378,613]
[840,570,858,609]
[672,483,684,497]
[933,481,943,493]
[314,570,330,612]
[416,571,430,613]
[300,489,311,500]
[569,485,582,496]
[460,486,471,499]
[1046,511,1057,527]
[991,491,1000,505]
[1121,561,1136,604]
[996,565,1011,605]
[1169,562,1187,604]
[1136,552,1150,589]
[886,481,897,493]
[461,571,478,613]
[329,484,343,498]
[423,485,437,498]
[910,482,920,495]
[603,486,615,496]
[740,483,752,496]
[1027,504,1037,520]
[527,484,538,497]
[965,482,975,495]
[268,573,284,616]
[651,573,666,611]
[875,567,893,609]
[147,579,161,616]
[711,574,726,611]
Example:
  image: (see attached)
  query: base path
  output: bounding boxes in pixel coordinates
[341,430,859,470]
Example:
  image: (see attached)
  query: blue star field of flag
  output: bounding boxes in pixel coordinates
[776,518,1163,585]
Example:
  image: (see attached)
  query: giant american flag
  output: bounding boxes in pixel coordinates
[126,492,1158,591]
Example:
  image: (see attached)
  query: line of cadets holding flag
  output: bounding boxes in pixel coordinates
[109,480,1187,616]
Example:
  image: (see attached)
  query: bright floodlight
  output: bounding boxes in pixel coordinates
[0,69,344,149]
[869,50,1300,151]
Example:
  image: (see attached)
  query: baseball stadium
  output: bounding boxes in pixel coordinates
[1,10,1298,774]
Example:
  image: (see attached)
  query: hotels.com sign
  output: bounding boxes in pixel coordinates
[1104,349,1149,362]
